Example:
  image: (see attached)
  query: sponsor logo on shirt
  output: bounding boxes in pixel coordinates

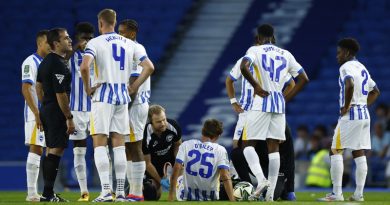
[55,74,65,84]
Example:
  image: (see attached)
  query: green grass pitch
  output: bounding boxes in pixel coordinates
[1,191,390,204]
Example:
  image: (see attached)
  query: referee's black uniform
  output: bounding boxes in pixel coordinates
[37,52,71,148]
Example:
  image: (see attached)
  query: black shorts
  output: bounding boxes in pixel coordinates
[40,103,68,148]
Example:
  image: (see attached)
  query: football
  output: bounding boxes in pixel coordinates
[233,181,254,201]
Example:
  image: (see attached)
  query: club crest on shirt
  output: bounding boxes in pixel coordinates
[55,74,65,84]
[153,140,158,147]
[166,134,173,142]
[24,65,30,74]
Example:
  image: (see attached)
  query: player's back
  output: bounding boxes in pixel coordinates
[244,44,303,113]
[176,139,229,201]
[131,42,151,105]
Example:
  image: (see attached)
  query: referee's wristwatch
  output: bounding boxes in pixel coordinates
[66,114,73,120]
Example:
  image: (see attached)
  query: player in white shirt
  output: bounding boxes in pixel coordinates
[68,22,95,202]
[118,19,151,201]
[80,9,154,202]
[21,30,51,202]
[168,119,234,201]
[318,38,380,202]
[239,24,309,201]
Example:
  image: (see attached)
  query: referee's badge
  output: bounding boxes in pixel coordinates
[24,65,30,74]
[166,134,173,142]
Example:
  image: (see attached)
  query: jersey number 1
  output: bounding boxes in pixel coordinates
[112,44,125,70]
[186,150,214,179]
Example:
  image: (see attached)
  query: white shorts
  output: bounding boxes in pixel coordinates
[243,111,286,141]
[176,175,184,201]
[331,119,371,150]
[233,112,248,140]
[24,120,45,147]
[125,103,149,143]
[90,102,130,136]
[69,111,89,140]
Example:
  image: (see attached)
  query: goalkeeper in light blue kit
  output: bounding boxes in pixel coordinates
[168,119,235,201]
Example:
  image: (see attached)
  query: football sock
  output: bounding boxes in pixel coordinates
[243,146,266,185]
[113,146,127,196]
[126,161,133,194]
[95,146,111,195]
[26,152,41,196]
[42,154,61,198]
[330,154,343,196]
[268,152,280,198]
[354,156,367,197]
[73,147,88,194]
[131,161,146,196]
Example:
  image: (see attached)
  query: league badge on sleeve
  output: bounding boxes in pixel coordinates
[24,65,30,74]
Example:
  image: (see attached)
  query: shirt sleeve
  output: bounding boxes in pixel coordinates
[242,46,256,63]
[367,74,377,92]
[339,64,354,82]
[21,58,36,85]
[84,40,96,59]
[134,43,148,65]
[51,60,68,93]
[216,147,230,170]
[228,58,242,81]
[287,52,304,78]
[175,143,185,165]
[170,119,182,142]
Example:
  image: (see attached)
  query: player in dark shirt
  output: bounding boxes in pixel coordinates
[36,28,74,202]
[141,105,182,200]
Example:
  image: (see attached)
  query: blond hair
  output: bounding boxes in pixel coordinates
[97,9,116,25]
[148,104,166,122]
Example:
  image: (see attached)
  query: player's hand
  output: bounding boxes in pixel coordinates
[160,178,170,190]
[127,85,139,96]
[253,84,269,97]
[89,83,101,96]
[340,106,349,116]
[66,119,76,135]
[34,113,43,131]
[232,103,244,113]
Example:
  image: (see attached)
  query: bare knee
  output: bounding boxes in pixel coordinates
[266,139,280,153]
[29,144,43,156]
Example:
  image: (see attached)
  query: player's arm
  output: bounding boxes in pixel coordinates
[129,58,154,94]
[168,161,183,202]
[340,78,354,116]
[22,82,42,130]
[144,154,162,186]
[225,76,244,113]
[283,78,295,97]
[80,55,93,96]
[128,76,138,109]
[36,82,44,102]
[284,71,309,102]
[240,58,269,97]
[367,86,380,106]
[220,168,235,201]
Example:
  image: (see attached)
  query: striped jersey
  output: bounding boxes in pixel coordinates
[229,57,293,111]
[243,44,303,113]
[338,59,376,120]
[21,53,43,122]
[84,32,147,105]
[130,42,151,105]
[69,50,94,112]
[175,139,229,201]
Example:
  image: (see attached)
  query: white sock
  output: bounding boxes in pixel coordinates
[94,146,111,194]
[113,146,127,196]
[126,161,133,194]
[267,152,280,198]
[131,161,146,196]
[354,156,367,197]
[243,146,265,185]
[330,154,343,196]
[26,152,41,196]
[73,147,88,194]
[106,146,113,192]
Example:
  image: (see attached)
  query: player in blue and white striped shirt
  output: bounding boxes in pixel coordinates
[68,22,95,202]
[80,9,154,202]
[21,30,51,202]
[240,24,309,201]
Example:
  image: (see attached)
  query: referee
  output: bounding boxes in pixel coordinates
[36,28,75,202]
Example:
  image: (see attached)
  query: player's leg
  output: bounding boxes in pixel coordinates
[280,124,296,201]
[25,120,44,201]
[70,111,89,201]
[91,102,112,202]
[264,113,285,201]
[125,142,132,195]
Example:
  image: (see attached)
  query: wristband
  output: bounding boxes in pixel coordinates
[230,98,237,104]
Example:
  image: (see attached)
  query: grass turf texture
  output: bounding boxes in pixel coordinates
[1,191,390,204]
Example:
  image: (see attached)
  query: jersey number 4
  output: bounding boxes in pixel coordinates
[262,54,287,82]
[112,44,125,70]
[186,150,214,179]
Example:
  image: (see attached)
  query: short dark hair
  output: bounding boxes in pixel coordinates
[75,22,95,36]
[338,38,360,56]
[47,28,66,50]
[36,30,49,40]
[119,19,139,32]
[257,24,274,37]
[202,119,223,139]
